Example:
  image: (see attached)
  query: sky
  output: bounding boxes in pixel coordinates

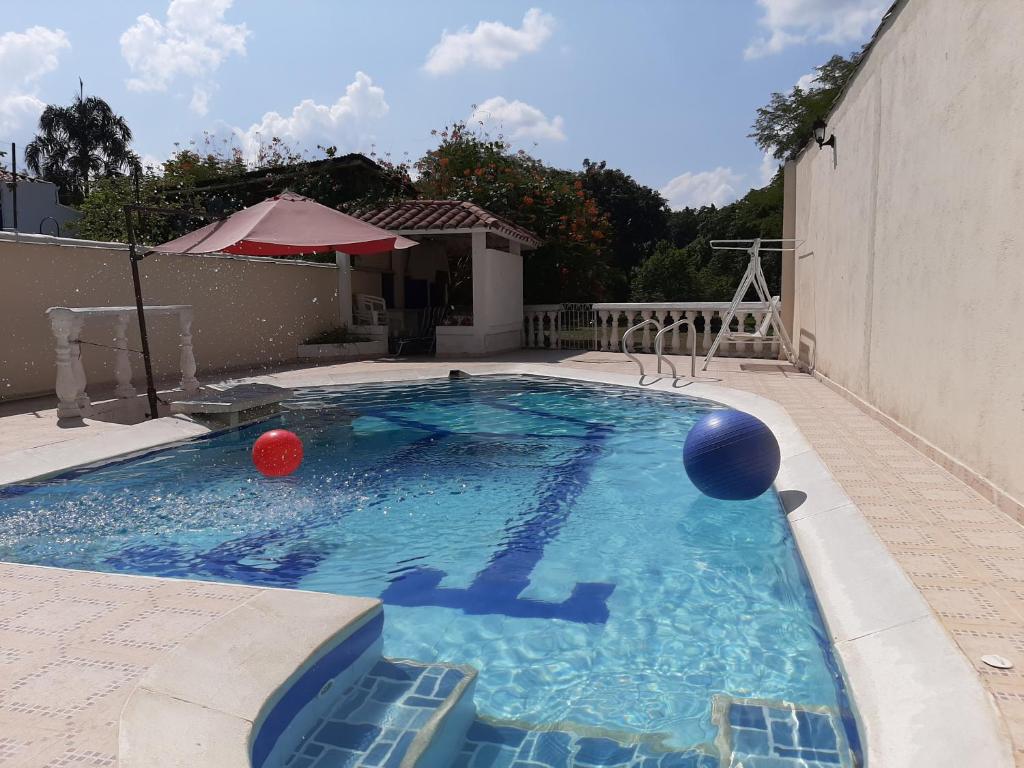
[0,0,889,209]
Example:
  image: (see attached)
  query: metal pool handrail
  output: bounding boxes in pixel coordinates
[654,318,698,379]
[621,317,661,376]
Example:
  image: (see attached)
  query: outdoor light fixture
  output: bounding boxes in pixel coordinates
[812,119,836,150]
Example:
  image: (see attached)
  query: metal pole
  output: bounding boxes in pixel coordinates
[124,207,160,419]
[10,143,17,231]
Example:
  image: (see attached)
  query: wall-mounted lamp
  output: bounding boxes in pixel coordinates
[812,119,836,150]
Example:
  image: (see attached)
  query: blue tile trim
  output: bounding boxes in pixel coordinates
[251,610,383,768]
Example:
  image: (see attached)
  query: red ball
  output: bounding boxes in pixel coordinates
[252,429,303,477]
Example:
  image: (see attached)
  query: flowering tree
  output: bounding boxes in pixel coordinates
[413,122,614,303]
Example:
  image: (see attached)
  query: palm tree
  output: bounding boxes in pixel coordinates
[25,83,140,205]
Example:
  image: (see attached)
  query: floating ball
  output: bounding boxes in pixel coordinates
[683,410,780,500]
[252,429,303,477]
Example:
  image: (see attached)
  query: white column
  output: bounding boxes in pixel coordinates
[113,312,136,399]
[471,230,488,338]
[336,252,353,329]
[598,310,610,351]
[70,315,89,410]
[49,310,82,421]
[701,311,712,354]
[640,310,653,351]
[548,310,560,349]
[753,310,765,357]
[178,308,199,396]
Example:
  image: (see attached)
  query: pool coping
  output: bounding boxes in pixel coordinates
[119,587,381,768]
[0,362,1013,767]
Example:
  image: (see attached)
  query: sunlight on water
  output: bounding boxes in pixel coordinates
[0,376,847,748]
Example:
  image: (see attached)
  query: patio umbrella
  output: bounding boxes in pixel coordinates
[127,192,417,417]
[150,191,418,256]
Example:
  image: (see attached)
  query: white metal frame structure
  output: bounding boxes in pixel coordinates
[701,238,800,371]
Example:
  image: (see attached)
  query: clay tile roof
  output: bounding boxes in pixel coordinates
[355,199,541,248]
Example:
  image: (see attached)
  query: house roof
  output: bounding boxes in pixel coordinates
[355,199,541,248]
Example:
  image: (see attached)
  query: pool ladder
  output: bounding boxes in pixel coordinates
[620,318,697,379]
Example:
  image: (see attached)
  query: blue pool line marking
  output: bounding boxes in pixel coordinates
[380,414,615,624]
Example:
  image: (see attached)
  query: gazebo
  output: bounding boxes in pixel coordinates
[350,200,540,356]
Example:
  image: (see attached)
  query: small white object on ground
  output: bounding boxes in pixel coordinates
[981,655,1014,670]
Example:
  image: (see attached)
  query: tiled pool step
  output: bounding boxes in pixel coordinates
[715,697,856,768]
[283,658,476,768]
[453,718,719,768]
[451,697,856,768]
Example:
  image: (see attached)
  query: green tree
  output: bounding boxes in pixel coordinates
[414,122,614,303]
[25,86,140,205]
[581,159,669,299]
[632,173,786,301]
[750,53,861,161]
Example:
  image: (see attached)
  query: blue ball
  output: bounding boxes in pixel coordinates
[683,409,781,500]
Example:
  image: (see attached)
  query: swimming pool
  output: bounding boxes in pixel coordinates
[0,375,857,761]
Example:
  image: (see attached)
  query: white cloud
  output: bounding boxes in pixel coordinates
[424,8,554,75]
[120,0,247,114]
[139,153,165,174]
[0,26,70,136]
[469,97,565,142]
[795,71,820,91]
[189,85,211,116]
[745,0,887,58]
[233,71,389,163]
[661,167,744,210]
[759,153,779,186]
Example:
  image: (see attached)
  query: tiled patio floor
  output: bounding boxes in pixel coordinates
[1,352,1022,765]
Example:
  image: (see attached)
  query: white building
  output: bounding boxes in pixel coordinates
[0,171,80,236]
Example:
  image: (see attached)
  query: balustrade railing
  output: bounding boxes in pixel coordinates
[523,302,782,359]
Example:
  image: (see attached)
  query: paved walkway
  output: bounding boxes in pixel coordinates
[0,352,1022,765]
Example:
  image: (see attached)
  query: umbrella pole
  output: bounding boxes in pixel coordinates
[124,207,160,419]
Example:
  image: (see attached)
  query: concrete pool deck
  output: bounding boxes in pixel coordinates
[0,351,1021,766]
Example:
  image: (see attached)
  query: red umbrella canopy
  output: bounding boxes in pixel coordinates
[150,192,418,257]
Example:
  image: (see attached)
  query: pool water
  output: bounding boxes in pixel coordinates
[0,376,850,751]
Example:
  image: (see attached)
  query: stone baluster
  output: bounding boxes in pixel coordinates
[113,312,136,399]
[683,311,693,355]
[623,311,638,351]
[725,312,737,357]
[597,310,609,351]
[654,310,667,352]
[640,310,653,351]
[700,310,712,355]
[549,310,560,350]
[668,311,680,354]
[69,316,90,410]
[49,311,82,421]
[524,311,535,348]
[179,308,199,396]
[753,310,765,357]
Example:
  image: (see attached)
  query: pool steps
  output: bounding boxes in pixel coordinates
[276,658,477,768]
[271,656,852,768]
[256,609,853,768]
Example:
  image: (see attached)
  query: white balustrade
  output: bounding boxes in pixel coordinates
[45,305,199,421]
[523,305,560,349]
[524,302,783,360]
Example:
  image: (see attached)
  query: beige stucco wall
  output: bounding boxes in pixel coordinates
[787,0,1024,506]
[0,237,339,401]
